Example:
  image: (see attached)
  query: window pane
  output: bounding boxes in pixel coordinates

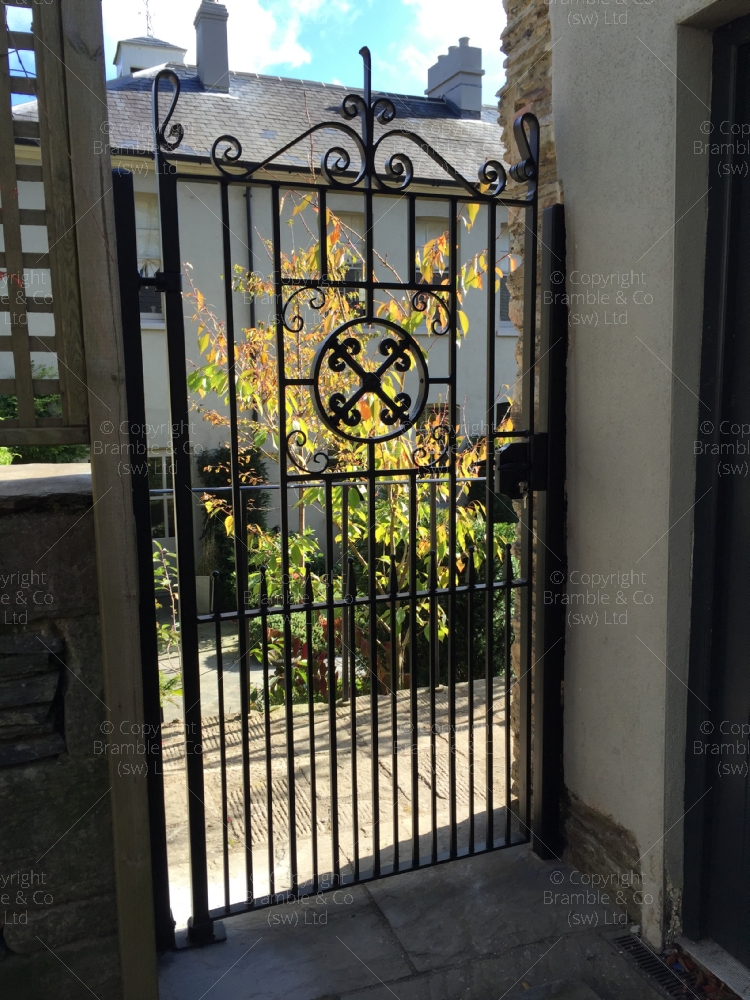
[166,499,175,539]
[135,192,161,276]
[150,499,166,539]
[148,457,162,489]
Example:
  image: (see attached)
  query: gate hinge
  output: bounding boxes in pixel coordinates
[140,270,183,294]
[495,433,548,499]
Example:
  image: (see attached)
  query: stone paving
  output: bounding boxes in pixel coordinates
[159,682,665,1000]
[158,845,664,1000]
[162,680,515,922]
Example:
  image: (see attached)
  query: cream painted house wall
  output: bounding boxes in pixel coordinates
[544,0,750,948]
[117,155,519,544]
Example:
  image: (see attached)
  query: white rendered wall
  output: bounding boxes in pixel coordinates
[546,0,748,947]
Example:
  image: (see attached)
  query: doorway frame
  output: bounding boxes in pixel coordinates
[683,10,750,943]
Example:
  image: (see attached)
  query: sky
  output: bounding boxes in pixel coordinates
[99,0,507,104]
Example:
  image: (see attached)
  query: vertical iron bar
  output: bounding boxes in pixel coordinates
[153,142,214,943]
[260,567,275,898]
[367,441,380,876]
[389,554,399,873]
[244,187,256,330]
[408,194,416,286]
[304,565,319,890]
[533,204,567,859]
[429,481,437,687]
[467,548,476,854]
[484,200,497,850]
[112,168,174,951]
[319,186,328,283]
[361,47,374,320]
[219,179,253,904]
[324,480,340,885]
[518,187,539,840]
[429,550,438,863]
[271,183,299,894]
[448,197,459,858]
[409,472,419,866]
[348,558,359,881]
[341,487,350,703]
[504,545,513,845]
[213,572,230,913]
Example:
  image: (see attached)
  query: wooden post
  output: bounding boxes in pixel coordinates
[56,2,158,996]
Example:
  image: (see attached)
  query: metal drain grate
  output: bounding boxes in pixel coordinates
[610,934,692,999]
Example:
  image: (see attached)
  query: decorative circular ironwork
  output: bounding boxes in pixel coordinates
[312,319,428,443]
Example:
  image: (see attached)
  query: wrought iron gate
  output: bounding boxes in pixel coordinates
[114,49,567,947]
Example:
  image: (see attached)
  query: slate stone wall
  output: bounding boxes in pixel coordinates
[0,466,121,1000]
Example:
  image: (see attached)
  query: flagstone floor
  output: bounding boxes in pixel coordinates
[158,844,664,1000]
[162,681,515,923]
[158,683,663,1000]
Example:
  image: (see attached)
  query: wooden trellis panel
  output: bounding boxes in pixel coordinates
[0,0,88,445]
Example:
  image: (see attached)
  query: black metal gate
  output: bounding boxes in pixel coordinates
[114,49,567,948]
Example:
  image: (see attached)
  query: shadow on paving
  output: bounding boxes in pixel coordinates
[158,845,664,1000]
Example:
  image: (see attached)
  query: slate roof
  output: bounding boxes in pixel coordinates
[14,64,506,185]
[118,36,185,48]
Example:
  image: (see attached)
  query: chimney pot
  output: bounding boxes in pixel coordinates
[425,38,484,118]
[194,0,230,92]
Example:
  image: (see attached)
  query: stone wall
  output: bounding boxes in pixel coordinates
[498,0,561,812]
[0,465,121,1000]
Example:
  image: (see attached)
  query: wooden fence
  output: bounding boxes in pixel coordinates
[0,0,88,445]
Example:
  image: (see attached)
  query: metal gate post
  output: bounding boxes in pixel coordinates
[152,71,221,946]
[532,203,568,859]
[514,115,541,839]
[112,168,175,951]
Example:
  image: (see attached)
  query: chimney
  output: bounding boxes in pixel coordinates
[194,0,230,92]
[425,37,484,118]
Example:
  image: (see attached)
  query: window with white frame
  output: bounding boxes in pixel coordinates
[136,192,162,318]
[148,453,174,540]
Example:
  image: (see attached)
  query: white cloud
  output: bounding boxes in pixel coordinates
[100,0,505,101]
[399,0,507,99]
[101,0,313,75]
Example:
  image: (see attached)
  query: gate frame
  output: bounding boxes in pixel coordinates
[115,50,567,949]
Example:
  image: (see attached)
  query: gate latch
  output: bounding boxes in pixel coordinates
[495,433,548,499]
[140,270,183,294]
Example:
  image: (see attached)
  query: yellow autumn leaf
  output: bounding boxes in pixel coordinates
[458,310,469,335]
[466,203,480,228]
[292,193,314,217]
[224,514,234,537]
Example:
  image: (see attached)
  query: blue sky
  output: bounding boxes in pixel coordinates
[98,0,507,104]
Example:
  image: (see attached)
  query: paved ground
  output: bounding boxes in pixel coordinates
[158,845,664,1000]
[162,681,513,924]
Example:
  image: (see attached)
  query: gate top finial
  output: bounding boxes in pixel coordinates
[359,46,371,105]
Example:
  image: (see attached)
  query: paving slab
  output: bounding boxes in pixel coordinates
[159,847,664,1000]
[336,932,663,1000]
[364,847,596,969]
[158,883,414,1000]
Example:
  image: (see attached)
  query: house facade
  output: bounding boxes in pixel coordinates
[9,18,520,553]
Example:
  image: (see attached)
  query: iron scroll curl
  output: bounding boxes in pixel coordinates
[152,69,184,152]
[209,121,368,187]
[370,130,508,199]
[411,290,450,336]
[282,286,328,334]
[150,53,538,203]
[311,318,429,444]
[285,429,334,474]
[508,113,540,187]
